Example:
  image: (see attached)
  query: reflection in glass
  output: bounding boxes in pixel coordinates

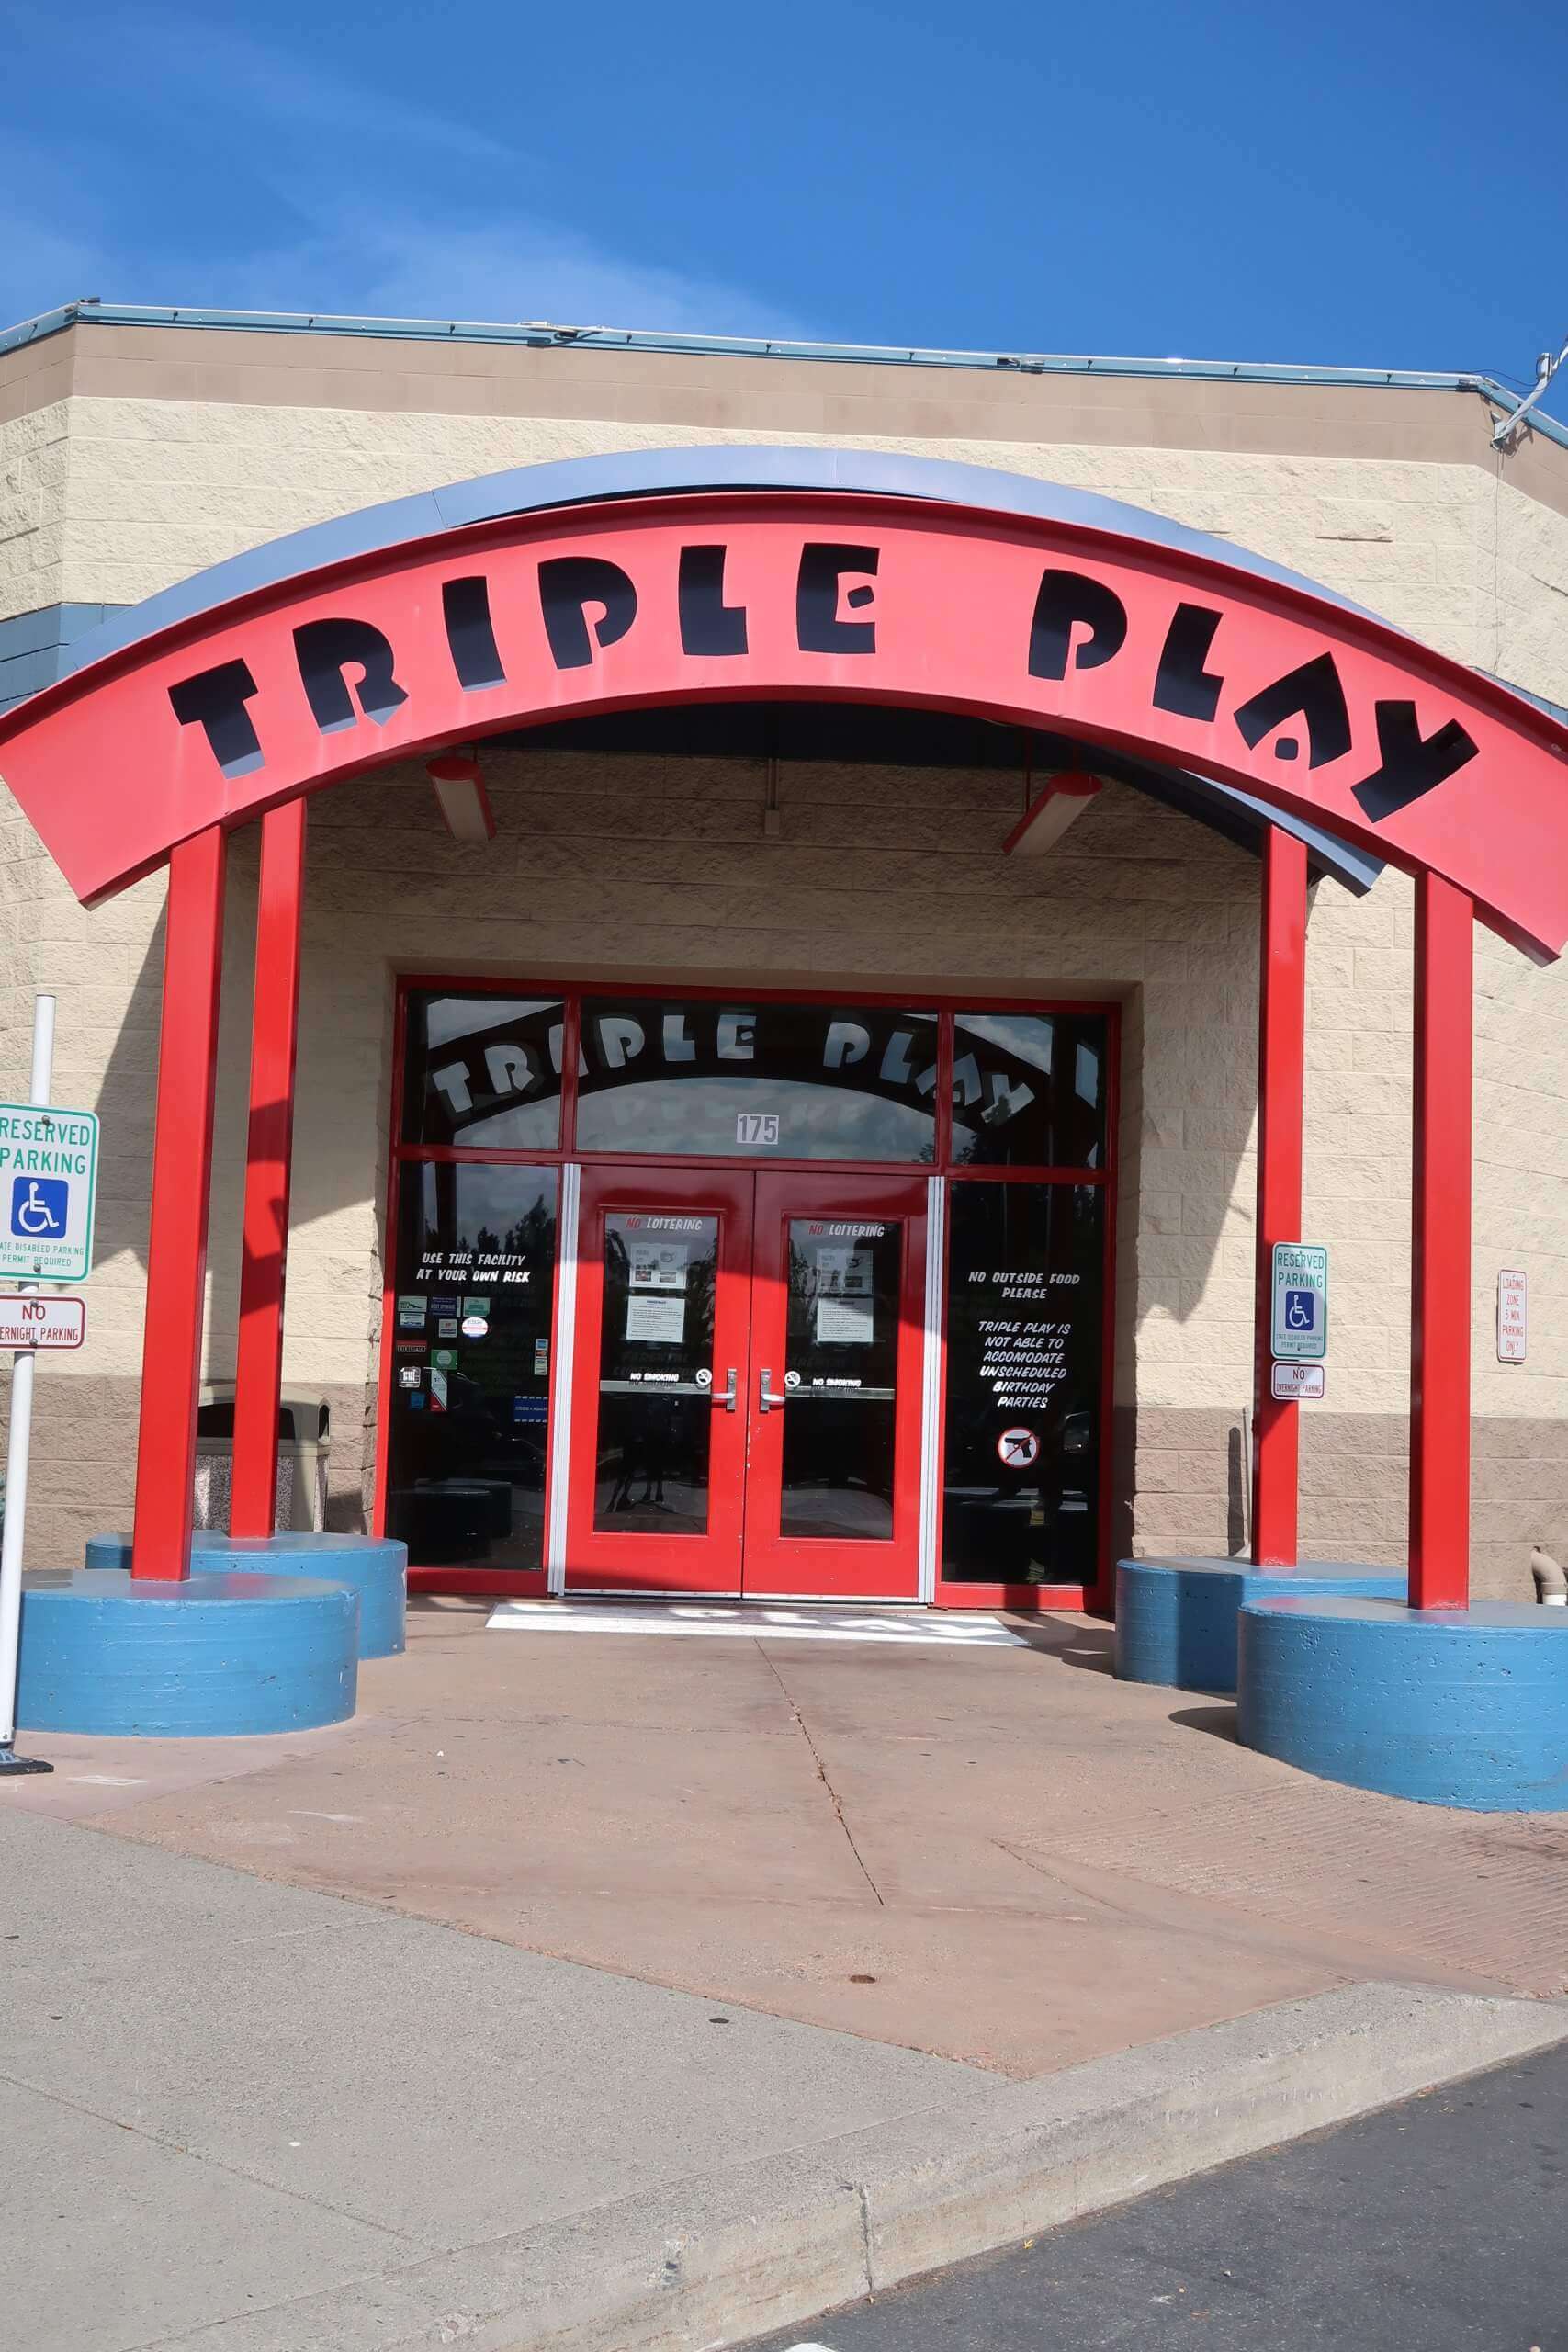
[593,1214,718,1534]
[950,1012,1109,1169]
[778,1217,902,1541]
[941,1182,1103,1583]
[386,1165,558,1569]
[574,999,940,1160]
[401,993,564,1148]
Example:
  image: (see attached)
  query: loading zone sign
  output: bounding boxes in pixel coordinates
[0,1104,99,1283]
[1271,1242,1327,1361]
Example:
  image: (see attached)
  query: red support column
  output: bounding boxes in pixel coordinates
[231,801,307,1537]
[130,826,228,1582]
[1409,871,1474,1609]
[1252,828,1308,1567]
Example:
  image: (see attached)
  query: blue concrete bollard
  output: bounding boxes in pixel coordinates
[1238,1594,1568,1811]
[85,1532,407,1657]
[1115,1555,1407,1694]
[16,1569,357,1736]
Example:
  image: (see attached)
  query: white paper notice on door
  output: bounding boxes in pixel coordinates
[626,1292,687,1343]
[817,1293,874,1346]
[816,1245,872,1296]
[629,1240,689,1291]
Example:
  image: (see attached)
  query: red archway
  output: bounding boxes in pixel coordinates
[3,481,1563,1602]
[3,490,1566,951]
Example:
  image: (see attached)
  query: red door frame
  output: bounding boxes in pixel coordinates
[376,977,1121,1611]
[741,1171,926,1601]
[567,1165,754,1595]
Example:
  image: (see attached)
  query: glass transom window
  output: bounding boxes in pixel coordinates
[574,999,941,1161]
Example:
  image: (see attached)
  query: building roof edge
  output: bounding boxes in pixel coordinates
[3,299,1562,451]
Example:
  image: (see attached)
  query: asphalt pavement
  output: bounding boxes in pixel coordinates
[750,2043,1568,2352]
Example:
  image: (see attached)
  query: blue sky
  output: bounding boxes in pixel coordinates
[4,1,1565,416]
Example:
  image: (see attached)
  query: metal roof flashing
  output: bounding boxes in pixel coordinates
[3,299,1565,454]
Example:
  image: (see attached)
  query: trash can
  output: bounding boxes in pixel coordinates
[194,1385,332,1532]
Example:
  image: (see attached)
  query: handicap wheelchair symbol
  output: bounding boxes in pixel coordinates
[10,1176,67,1238]
[1284,1288,1316,1332]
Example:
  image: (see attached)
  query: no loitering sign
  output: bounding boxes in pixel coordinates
[0,1102,98,1283]
[0,1295,84,1350]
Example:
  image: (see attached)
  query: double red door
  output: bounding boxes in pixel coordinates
[567,1168,926,1598]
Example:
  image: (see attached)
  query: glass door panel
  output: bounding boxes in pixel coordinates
[777,1218,903,1542]
[593,1211,719,1534]
[385,1163,558,1573]
[566,1170,752,1592]
[743,1174,926,1600]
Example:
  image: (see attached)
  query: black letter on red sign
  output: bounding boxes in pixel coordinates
[1028,570,1127,680]
[679,545,748,656]
[169,659,264,776]
[539,557,637,669]
[797,544,878,653]
[1233,652,1352,768]
[294,618,409,733]
[1351,702,1478,822]
[443,576,507,690]
[1153,603,1225,723]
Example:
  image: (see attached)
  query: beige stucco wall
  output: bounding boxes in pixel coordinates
[2,328,1566,1593]
[0,398,70,618]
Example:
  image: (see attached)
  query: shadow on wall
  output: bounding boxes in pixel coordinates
[1103,815,1275,1566]
[1227,1422,1248,1555]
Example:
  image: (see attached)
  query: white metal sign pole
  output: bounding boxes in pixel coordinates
[0,994,57,1775]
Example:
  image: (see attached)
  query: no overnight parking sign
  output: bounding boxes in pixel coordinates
[0,1103,99,1283]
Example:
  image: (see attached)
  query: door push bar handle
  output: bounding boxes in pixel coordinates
[758,1367,790,1411]
[712,1366,738,1412]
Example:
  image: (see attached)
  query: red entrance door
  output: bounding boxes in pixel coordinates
[566,1169,925,1598]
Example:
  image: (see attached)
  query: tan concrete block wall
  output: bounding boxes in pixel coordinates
[28,393,1514,664]
[0,369,1564,1594]
[37,383,1568,700]
[238,753,1264,1546]
[0,399,71,620]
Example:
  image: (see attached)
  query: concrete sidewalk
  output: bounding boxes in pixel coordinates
[5,1807,1566,2352]
[10,1605,1568,2349]
[22,1606,1568,2058]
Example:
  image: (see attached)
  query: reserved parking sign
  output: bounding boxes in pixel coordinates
[1270,1242,1328,1362]
[0,1103,99,1282]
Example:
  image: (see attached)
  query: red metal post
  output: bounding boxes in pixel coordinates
[130,825,228,1581]
[1251,828,1307,1567]
[230,801,307,1536]
[1409,871,1474,1609]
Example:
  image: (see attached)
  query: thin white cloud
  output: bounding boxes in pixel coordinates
[0,15,811,342]
[250,210,814,339]
[0,204,811,343]
[114,14,518,170]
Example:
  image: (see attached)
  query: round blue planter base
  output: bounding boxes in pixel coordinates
[16,1569,358,1737]
[1115,1555,1407,1695]
[85,1532,407,1657]
[1238,1595,1568,1811]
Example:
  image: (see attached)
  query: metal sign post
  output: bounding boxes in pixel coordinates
[0,996,60,1775]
